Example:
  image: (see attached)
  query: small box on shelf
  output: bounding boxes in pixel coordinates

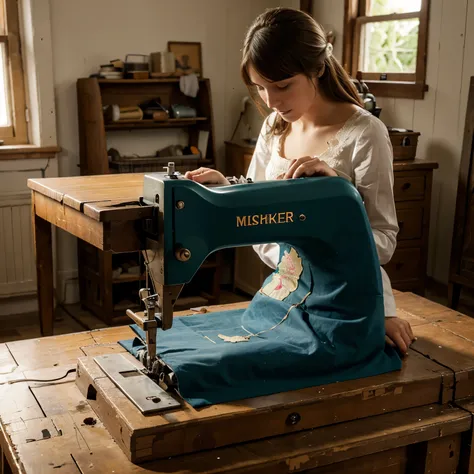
[388,128,420,161]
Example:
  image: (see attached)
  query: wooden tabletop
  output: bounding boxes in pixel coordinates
[28,173,153,222]
[393,159,439,172]
[1,292,474,472]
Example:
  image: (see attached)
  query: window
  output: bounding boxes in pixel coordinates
[343,0,430,99]
[0,0,27,144]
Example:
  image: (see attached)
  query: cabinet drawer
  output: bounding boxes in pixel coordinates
[394,176,425,201]
[384,248,422,282]
[460,257,474,280]
[396,207,423,241]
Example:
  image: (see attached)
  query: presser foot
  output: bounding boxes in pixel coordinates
[94,354,181,415]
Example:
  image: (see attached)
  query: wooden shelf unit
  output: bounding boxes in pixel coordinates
[76,77,221,324]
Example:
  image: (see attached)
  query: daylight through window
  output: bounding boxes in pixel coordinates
[343,0,429,99]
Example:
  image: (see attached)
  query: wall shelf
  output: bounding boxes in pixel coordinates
[105,117,208,131]
[98,78,207,85]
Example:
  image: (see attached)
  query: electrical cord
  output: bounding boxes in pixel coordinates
[0,368,76,386]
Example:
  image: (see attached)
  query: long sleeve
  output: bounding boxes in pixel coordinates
[246,115,281,269]
[352,119,398,265]
[352,118,399,316]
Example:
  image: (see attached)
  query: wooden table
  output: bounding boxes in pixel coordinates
[28,174,152,336]
[24,173,474,472]
[2,293,474,473]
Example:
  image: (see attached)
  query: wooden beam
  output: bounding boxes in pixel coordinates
[356,11,420,24]
[343,0,358,72]
[300,0,312,16]
[4,0,27,145]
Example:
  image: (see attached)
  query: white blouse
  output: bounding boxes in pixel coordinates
[246,108,398,317]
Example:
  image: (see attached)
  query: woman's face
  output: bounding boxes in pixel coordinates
[248,65,317,122]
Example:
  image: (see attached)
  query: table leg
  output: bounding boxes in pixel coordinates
[448,282,462,310]
[1,449,13,474]
[33,206,54,336]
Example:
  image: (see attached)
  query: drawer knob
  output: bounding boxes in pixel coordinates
[395,262,403,271]
[286,412,301,426]
[402,182,411,191]
[398,221,404,229]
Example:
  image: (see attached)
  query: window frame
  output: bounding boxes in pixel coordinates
[343,0,430,99]
[0,0,27,144]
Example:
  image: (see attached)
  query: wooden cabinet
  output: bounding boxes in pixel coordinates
[385,162,438,294]
[76,77,220,324]
[225,139,255,178]
[225,140,438,297]
[449,77,474,309]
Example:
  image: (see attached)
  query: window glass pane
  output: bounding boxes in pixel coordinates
[0,43,11,126]
[359,19,419,73]
[367,0,422,15]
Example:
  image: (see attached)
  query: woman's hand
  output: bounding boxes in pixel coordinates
[283,157,338,179]
[184,168,230,185]
[385,317,415,356]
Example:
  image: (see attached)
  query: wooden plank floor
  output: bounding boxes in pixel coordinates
[0,306,86,344]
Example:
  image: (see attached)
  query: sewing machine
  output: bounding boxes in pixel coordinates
[86,162,398,433]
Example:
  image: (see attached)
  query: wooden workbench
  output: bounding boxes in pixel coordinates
[28,174,152,336]
[2,293,474,473]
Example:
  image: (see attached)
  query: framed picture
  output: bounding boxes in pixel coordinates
[168,41,202,77]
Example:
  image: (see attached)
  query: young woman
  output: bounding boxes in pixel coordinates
[185,7,414,356]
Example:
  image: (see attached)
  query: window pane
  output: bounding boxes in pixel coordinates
[367,0,422,15]
[359,19,419,73]
[0,43,11,126]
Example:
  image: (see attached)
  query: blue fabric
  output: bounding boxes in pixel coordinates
[119,243,402,408]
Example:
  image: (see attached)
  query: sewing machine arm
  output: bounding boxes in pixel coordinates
[137,173,380,333]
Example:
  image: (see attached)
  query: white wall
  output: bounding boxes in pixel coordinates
[0,0,59,315]
[313,0,474,285]
[42,0,298,300]
[311,0,345,61]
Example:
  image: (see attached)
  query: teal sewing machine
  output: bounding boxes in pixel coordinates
[93,163,400,414]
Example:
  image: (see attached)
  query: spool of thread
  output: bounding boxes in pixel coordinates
[152,110,168,122]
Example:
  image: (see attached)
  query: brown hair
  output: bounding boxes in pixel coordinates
[241,7,362,136]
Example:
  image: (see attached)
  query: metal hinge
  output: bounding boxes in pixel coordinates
[25,106,30,123]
